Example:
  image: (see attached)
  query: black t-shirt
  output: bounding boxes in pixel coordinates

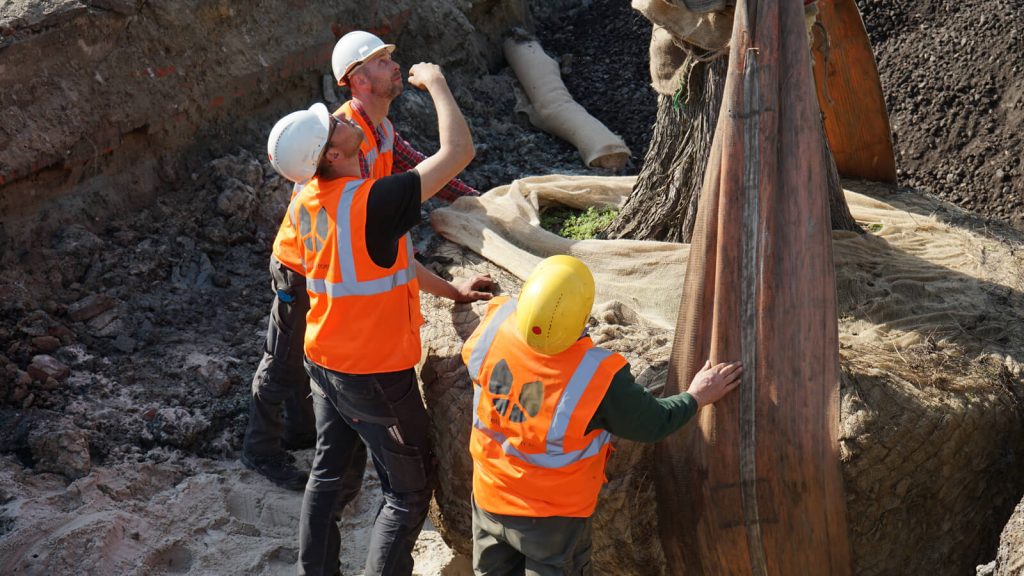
[364,170,421,268]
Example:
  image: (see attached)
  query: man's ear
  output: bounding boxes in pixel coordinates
[322,147,340,165]
[348,70,365,91]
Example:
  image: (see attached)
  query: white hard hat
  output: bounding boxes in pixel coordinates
[267,103,332,183]
[332,31,396,85]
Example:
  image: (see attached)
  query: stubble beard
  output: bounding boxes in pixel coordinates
[373,77,403,102]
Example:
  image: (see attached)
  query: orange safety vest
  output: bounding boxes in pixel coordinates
[462,296,627,518]
[275,101,395,274]
[336,100,394,179]
[274,176,423,374]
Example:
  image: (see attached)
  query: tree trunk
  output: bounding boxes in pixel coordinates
[605,54,860,243]
[825,131,860,231]
[605,56,727,244]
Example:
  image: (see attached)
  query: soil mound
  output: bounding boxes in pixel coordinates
[858,0,1023,229]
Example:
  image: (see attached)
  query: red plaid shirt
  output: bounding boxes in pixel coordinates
[350,100,479,202]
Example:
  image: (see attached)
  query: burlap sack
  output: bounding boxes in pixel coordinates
[431,174,688,329]
[638,0,818,98]
[503,39,631,169]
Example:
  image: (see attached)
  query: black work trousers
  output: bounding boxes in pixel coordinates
[299,359,435,576]
[243,255,317,456]
[242,254,367,489]
[243,255,370,453]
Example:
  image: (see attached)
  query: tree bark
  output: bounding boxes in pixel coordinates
[605,56,727,244]
[825,130,860,231]
[605,53,860,243]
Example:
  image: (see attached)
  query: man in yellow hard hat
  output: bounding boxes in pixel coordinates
[461,255,741,575]
[242,30,480,492]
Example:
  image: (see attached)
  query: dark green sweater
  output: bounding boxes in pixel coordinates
[586,364,698,442]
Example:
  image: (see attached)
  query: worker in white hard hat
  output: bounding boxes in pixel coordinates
[268,62,494,576]
[330,30,480,195]
[461,255,742,576]
[241,30,478,496]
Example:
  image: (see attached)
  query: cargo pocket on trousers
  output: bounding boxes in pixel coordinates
[309,378,327,399]
[381,446,427,493]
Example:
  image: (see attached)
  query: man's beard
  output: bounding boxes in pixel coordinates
[372,77,403,100]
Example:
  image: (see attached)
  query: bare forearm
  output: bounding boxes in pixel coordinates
[416,260,459,300]
[406,63,475,200]
[429,79,473,164]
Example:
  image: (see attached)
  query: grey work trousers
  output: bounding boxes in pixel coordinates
[300,360,435,576]
[472,498,593,576]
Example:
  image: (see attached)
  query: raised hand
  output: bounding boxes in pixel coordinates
[407,63,446,91]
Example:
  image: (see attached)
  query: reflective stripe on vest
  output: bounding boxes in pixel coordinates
[469,299,613,470]
[546,346,614,455]
[363,120,394,168]
[467,299,517,379]
[365,147,379,171]
[378,119,395,153]
[298,178,416,298]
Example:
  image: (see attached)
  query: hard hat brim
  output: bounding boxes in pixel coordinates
[307,102,332,166]
[339,44,396,86]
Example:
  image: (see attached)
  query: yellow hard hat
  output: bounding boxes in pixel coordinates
[516,255,595,355]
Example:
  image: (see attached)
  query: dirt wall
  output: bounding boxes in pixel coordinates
[0,0,527,259]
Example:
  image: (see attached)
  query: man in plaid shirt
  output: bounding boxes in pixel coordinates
[351,96,478,202]
[241,31,479,499]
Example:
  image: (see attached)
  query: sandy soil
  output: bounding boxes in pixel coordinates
[0,449,470,575]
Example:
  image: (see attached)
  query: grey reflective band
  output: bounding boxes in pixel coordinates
[365,147,379,171]
[365,122,394,166]
[546,347,614,454]
[379,119,395,153]
[468,299,517,380]
[334,179,363,283]
[306,264,415,297]
[302,178,415,298]
[470,306,612,469]
[289,197,308,270]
